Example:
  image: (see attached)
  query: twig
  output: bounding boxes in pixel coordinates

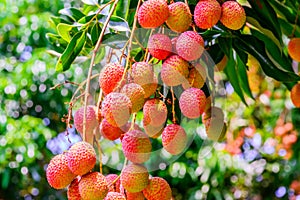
[170,87,177,124]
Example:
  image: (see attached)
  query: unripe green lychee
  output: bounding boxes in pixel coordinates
[161,55,189,86]
[106,174,121,193]
[46,154,76,189]
[179,87,206,119]
[176,31,204,61]
[67,141,96,176]
[126,191,145,200]
[148,33,172,60]
[101,92,132,127]
[220,1,246,30]
[138,0,169,28]
[142,177,172,200]
[120,164,149,193]
[122,130,152,163]
[79,172,108,200]
[182,64,207,89]
[194,0,221,29]
[143,98,167,127]
[162,124,187,155]
[100,118,123,141]
[121,83,145,113]
[166,2,192,33]
[288,38,300,62]
[99,63,125,95]
[104,192,126,200]
[67,177,82,200]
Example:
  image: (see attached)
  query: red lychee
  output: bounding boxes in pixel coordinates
[162,124,187,155]
[148,33,172,60]
[106,174,121,193]
[288,38,300,62]
[104,192,126,200]
[100,118,124,141]
[79,172,108,200]
[142,177,172,200]
[121,83,145,113]
[126,191,145,200]
[143,98,167,128]
[220,1,246,30]
[67,177,82,200]
[166,2,192,33]
[194,0,221,29]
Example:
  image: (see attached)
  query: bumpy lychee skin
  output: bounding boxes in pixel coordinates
[101,92,132,127]
[161,55,189,86]
[100,118,124,141]
[46,154,76,189]
[67,177,82,200]
[162,124,187,155]
[291,83,300,108]
[120,164,149,193]
[106,174,121,193]
[142,177,172,200]
[166,2,192,33]
[148,33,172,60]
[220,1,246,30]
[179,87,206,119]
[126,191,145,200]
[104,192,126,200]
[137,0,169,29]
[67,141,96,176]
[176,31,205,61]
[143,99,168,127]
[99,63,125,95]
[288,38,300,62]
[182,64,207,90]
[79,172,108,200]
[121,83,145,113]
[194,0,221,29]
[122,130,152,163]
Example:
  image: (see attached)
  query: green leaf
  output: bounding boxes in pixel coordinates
[78,14,96,24]
[50,16,71,27]
[102,32,129,49]
[269,0,300,26]
[82,0,98,5]
[91,22,102,45]
[292,108,300,130]
[113,0,130,20]
[57,23,78,42]
[1,168,10,189]
[56,31,86,72]
[98,15,130,32]
[59,8,85,21]
[278,18,300,38]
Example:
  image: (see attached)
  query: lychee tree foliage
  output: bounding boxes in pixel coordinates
[45,0,300,199]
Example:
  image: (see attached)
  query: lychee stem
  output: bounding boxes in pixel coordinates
[129,113,137,131]
[96,140,103,174]
[96,89,103,122]
[290,5,300,38]
[170,87,177,124]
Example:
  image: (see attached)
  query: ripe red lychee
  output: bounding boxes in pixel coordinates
[143,98,167,127]
[120,164,149,193]
[101,92,132,127]
[137,0,169,29]
[142,177,172,200]
[166,2,192,33]
[220,1,246,30]
[46,154,76,189]
[100,118,124,141]
[99,63,125,95]
[176,31,204,61]
[179,87,206,119]
[161,55,189,86]
[67,141,96,176]
[74,105,99,144]
[79,172,108,200]
[104,192,126,200]
[291,83,300,108]
[148,33,172,60]
[122,130,152,163]
[67,177,82,200]
[194,0,221,29]
[162,124,187,155]
[121,83,145,113]
[106,174,121,193]
[182,64,207,89]
[126,191,145,200]
[288,38,300,62]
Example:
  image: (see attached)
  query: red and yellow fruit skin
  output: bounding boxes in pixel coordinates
[176,31,205,61]
[166,2,192,33]
[143,122,164,138]
[106,174,121,193]
[288,38,300,62]
[122,130,152,163]
[194,0,221,29]
[162,124,187,155]
[79,172,108,200]
[143,98,167,128]
[67,177,82,200]
[101,92,132,127]
[161,55,189,86]
[67,141,97,176]
[142,177,172,200]
[104,192,126,200]
[100,118,124,141]
[138,0,169,28]
[120,164,149,193]
[126,191,145,200]
[99,63,125,95]
[121,83,145,113]
[220,1,246,30]
[182,64,207,90]
[148,33,172,60]
[291,83,300,108]
[46,154,76,189]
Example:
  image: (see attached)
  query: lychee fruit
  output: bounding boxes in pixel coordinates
[137,0,169,29]
[67,177,82,200]
[142,75,158,98]
[166,2,192,33]
[121,83,145,113]
[106,174,121,193]
[291,83,300,108]
[99,63,125,95]
[104,192,126,200]
[101,92,132,127]
[143,98,167,127]
[220,1,246,30]
[202,106,224,125]
[79,172,108,200]
[120,164,149,193]
[194,0,221,29]
[161,55,189,86]
[179,87,206,119]
[142,177,172,200]
[288,38,300,62]
[74,105,99,144]
[143,123,164,138]
[100,118,124,141]
[182,64,207,90]
[162,124,187,155]
[122,130,152,163]
[67,141,96,176]
[126,191,145,200]
[148,33,172,60]
[176,31,204,61]
[46,154,76,189]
